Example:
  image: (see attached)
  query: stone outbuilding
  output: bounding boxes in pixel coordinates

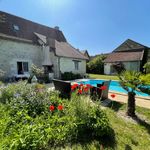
[104,39,150,74]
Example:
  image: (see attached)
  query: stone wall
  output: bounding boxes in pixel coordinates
[0,39,43,77]
[0,38,87,79]
[104,61,140,75]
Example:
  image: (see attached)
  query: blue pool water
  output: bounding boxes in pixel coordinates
[78,80,150,97]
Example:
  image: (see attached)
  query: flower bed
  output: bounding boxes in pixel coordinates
[0,81,113,149]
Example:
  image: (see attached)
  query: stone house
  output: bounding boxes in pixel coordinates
[80,50,90,61]
[104,39,150,75]
[0,11,88,79]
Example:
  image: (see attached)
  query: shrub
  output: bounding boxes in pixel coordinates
[143,62,150,74]
[0,82,113,149]
[61,72,82,80]
[31,64,44,77]
[87,55,106,74]
[112,62,126,74]
[29,64,51,83]
[66,95,112,139]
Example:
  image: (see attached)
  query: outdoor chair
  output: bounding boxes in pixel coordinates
[90,86,98,100]
[52,79,71,99]
[99,80,111,100]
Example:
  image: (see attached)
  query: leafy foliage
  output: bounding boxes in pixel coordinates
[119,71,141,92]
[143,62,150,74]
[61,72,82,80]
[119,70,150,94]
[87,55,106,74]
[31,64,44,77]
[0,81,112,149]
[112,62,126,74]
[28,64,50,83]
[118,70,150,116]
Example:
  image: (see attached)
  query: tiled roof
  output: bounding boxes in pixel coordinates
[0,11,87,60]
[103,51,144,63]
[113,39,149,52]
[54,40,88,60]
[80,50,90,59]
[0,11,66,42]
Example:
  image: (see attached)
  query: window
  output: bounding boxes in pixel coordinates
[17,62,28,74]
[73,60,79,70]
[44,66,53,74]
[13,24,19,31]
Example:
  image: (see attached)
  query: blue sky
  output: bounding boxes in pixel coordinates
[0,0,150,55]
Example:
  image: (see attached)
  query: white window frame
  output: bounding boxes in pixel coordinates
[17,61,29,75]
[73,60,80,70]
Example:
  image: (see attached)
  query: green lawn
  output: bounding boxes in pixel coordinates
[89,74,119,80]
[62,102,150,150]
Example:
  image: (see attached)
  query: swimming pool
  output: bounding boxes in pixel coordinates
[78,79,150,97]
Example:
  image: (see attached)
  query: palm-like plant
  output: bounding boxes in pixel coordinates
[118,71,150,117]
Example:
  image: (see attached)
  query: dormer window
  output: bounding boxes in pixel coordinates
[13,24,19,31]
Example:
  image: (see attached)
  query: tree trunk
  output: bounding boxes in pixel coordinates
[127,91,136,117]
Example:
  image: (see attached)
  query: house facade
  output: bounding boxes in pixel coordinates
[0,11,88,79]
[104,39,150,75]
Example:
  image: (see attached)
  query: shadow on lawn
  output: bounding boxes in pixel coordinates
[74,128,117,149]
[133,115,150,135]
[109,101,124,112]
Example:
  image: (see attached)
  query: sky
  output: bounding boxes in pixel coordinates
[0,0,150,56]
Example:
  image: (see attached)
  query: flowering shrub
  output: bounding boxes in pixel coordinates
[0,81,113,149]
[71,83,93,96]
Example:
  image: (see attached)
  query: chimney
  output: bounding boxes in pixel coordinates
[54,26,59,30]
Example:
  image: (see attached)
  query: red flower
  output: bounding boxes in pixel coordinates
[78,89,82,94]
[71,84,78,90]
[110,94,116,98]
[49,105,55,111]
[86,84,91,87]
[58,105,63,110]
[79,83,83,87]
[84,87,89,92]
[74,84,78,87]
[71,85,75,91]
[100,85,107,90]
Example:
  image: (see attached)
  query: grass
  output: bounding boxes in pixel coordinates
[89,74,119,80]
[106,102,150,150]
[60,101,150,150]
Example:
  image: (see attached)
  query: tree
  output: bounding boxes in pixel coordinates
[143,62,150,74]
[118,71,150,117]
[87,55,106,74]
[112,62,126,74]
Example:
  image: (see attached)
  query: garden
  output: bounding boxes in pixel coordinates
[0,81,114,150]
[0,63,150,149]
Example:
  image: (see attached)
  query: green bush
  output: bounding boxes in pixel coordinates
[87,55,106,74]
[143,62,150,74]
[66,95,112,139]
[0,82,113,149]
[61,72,82,80]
